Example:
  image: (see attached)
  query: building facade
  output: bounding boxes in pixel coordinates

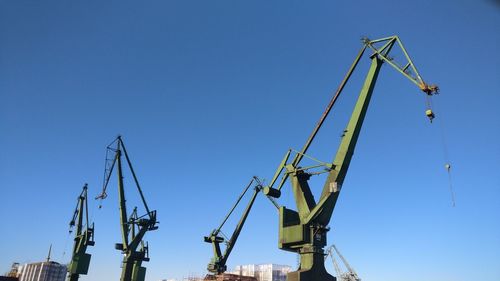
[232,264,291,281]
[18,261,67,281]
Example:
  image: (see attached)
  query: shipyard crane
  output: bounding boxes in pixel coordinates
[325,245,360,281]
[262,35,439,281]
[96,136,158,281]
[204,176,276,276]
[325,249,343,280]
[67,183,95,281]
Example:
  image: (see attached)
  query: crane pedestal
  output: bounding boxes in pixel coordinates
[204,273,257,281]
[288,250,336,281]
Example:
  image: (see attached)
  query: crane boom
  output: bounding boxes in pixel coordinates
[262,36,438,281]
[116,142,130,248]
[67,184,95,281]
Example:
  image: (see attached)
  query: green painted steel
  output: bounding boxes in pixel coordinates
[96,136,158,281]
[264,36,438,281]
[116,144,130,250]
[67,184,95,281]
[204,177,264,274]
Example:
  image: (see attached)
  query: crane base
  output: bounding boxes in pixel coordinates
[287,251,336,281]
[204,273,257,281]
[287,268,336,281]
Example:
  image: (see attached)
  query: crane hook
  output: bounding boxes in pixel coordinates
[426,109,435,123]
[445,163,451,172]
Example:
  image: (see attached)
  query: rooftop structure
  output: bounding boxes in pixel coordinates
[232,264,291,281]
[18,261,67,281]
[5,263,21,278]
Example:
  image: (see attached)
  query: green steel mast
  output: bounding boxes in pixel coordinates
[96,136,158,281]
[264,36,438,281]
[67,184,95,281]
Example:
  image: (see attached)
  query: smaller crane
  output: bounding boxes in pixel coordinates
[67,184,95,281]
[325,245,360,281]
[96,136,158,281]
[204,176,269,275]
[326,251,343,279]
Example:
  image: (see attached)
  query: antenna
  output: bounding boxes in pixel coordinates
[46,244,52,262]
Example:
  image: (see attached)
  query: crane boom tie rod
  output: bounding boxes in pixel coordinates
[214,178,256,234]
[262,45,367,196]
[214,176,280,235]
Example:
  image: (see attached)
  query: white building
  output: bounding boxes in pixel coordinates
[232,264,291,281]
[18,261,67,281]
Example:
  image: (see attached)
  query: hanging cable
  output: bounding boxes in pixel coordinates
[432,97,456,207]
[89,188,99,231]
[445,163,456,207]
[61,231,72,261]
[425,94,435,123]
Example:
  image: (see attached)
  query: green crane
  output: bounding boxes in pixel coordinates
[204,176,277,276]
[263,36,438,281]
[67,183,95,281]
[325,245,360,281]
[96,136,158,281]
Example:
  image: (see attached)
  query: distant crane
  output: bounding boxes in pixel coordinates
[325,245,360,281]
[204,176,280,278]
[329,253,343,280]
[96,136,158,281]
[262,35,439,281]
[204,177,264,275]
[67,184,95,281]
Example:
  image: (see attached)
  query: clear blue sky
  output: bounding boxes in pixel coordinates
[1,1,499,281]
